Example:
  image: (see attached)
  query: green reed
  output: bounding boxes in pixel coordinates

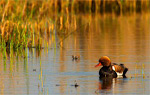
[0,0,149,58]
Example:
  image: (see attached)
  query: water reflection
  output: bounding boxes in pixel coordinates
[99,77,113,90]
[0,13,150,94]
[96,76,128,93]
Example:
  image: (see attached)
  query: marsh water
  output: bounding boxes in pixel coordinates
[0,13,150,95]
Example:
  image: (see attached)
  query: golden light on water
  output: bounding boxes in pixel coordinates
[0,0,150,94]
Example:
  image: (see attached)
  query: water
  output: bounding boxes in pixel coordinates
[0,13,150,95]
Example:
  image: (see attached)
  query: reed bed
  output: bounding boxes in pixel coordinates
[0,0,150,58]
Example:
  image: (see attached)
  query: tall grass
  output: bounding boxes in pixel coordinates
[0,0,150,58]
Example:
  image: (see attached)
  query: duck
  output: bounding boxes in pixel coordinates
[72,55,80,60]
[95,56,128,78]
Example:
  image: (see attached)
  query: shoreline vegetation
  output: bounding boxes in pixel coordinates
[0,0,150,57]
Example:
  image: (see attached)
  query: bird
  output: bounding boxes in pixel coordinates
[95,56,128,78]
[72,55,80,60]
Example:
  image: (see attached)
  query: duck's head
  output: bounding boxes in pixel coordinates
[95,56,111,67]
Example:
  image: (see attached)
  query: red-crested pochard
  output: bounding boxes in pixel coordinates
[95,56,128,78]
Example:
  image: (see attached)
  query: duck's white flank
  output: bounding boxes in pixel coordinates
[112,66,115,71]
[112,66,123,76]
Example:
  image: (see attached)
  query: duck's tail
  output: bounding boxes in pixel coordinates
[119,64,128,76]
[123,68,128,76]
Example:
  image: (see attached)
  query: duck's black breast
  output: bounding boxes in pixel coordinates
[99,66,117,78]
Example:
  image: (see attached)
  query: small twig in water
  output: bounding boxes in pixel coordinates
[58,23,89,48]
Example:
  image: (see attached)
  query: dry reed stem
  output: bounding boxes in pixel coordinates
[22,0,27,20]
[2,0,10,23]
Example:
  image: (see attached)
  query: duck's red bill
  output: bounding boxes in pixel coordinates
[95,63,102,67]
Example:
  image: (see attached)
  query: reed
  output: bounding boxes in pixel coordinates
[0,0,149,58]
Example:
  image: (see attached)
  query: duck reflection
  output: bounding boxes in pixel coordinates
[98,75,127,91]
[98,77,114,90]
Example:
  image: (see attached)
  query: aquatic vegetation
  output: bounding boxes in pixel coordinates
[0,1,149,94]
[0,0,149,58]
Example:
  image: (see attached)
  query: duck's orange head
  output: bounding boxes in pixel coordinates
[95,56,111,67]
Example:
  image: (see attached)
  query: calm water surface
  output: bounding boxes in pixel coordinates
[0,14,150,95]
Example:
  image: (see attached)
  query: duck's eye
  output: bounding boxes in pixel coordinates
[100,62,105,64]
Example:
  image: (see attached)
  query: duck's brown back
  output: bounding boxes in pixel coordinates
[112,63,125,73]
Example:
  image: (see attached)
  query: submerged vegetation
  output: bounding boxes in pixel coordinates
[0,0,150,58]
